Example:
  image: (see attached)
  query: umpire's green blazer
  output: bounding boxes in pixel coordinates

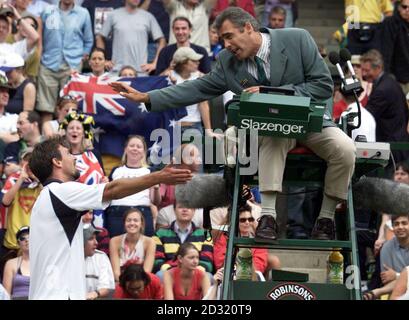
[148,27,335,127]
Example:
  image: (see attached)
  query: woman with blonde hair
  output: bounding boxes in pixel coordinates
[109,208,156,282]
[105,135,161,237]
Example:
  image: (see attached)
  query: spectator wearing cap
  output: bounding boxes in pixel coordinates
[155,16,210,76]
[2,226,30,299]
[0,72,19,173]
[96,0,166,75]
[4,110,42,166]
[0,5,39,61]
[82,210,110,256]
[6,15,41,80]
[83,223,115,300]
[42,95,78,139]
[36,0,93,123]
[2,53,36,114]
[1,151,41,253]
[166,46,222,142]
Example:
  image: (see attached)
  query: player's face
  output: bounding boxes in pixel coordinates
[58,145,80,181]
[219,20,257,60]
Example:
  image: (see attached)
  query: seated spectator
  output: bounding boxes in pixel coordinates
[390,266,409,300]
[3,53,36,114]
[109,208,156,282]
[267,6,286,29]
[2,226,30,299]
[161,47,222,142]
[363,214,409,299]
[82,211,110,256]
[42,95,78,139]
[164,0,214,52]
[118,65,137,78]
[113,261,163,299]
[153,202,214,274]
[213,205,280,279]
[155,16,210,76]
[60,111,106,185]
[83,224,115,300]
[1,151,41,253]
[163,242,211,300]
[157,143,202,210]
[105,135,160,237]
[4,110,42,165]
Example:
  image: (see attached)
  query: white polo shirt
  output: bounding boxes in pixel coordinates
[29,180,110,300]
[85,250,115,294]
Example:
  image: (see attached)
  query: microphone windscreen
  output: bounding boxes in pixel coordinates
[339,48,352,63]
[328,51,340,66]
[353,177,409,216]
[175,174,230,209]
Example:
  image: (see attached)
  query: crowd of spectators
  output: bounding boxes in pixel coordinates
[0,0,407,300]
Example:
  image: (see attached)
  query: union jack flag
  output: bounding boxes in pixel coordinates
[62,74,187,159]
[73,151,105,185]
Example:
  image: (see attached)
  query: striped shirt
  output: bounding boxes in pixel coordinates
[153,221,214,273]
[247,32,271,83]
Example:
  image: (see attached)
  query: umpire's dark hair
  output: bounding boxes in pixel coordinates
[214,7,259,32]
[119,262,151,290]
[29,136,68,184]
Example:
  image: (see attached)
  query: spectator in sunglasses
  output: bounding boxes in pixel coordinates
[214,205,281,280]
[2,226,30,299]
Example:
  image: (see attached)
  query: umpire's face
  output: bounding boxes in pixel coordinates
[219,20,259,61]
[58,145,80,181]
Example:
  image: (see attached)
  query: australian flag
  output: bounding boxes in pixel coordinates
[62,73,187,161]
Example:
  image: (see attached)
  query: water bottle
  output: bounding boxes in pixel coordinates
[327,248,344,284]
[235,248,253,280]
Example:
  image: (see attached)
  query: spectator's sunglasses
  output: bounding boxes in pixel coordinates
[401,4,409,10]
[18,235,29,242]
[239,217,255,223]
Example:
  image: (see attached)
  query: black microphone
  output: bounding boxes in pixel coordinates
[329,51,346,84]
[339,48,357,80]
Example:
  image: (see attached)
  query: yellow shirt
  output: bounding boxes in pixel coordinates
[345,0,394,23]
[3,175,42,250]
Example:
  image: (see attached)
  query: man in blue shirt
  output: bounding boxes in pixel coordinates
[36,0,93,123]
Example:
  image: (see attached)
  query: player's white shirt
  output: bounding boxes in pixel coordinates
[29,180,110,300]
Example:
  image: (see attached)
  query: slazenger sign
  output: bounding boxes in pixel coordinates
[240,119,305,135]
[267,283,317,300]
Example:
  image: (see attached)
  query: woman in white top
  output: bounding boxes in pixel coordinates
[105,135,161,237]
[109,208,156,282]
